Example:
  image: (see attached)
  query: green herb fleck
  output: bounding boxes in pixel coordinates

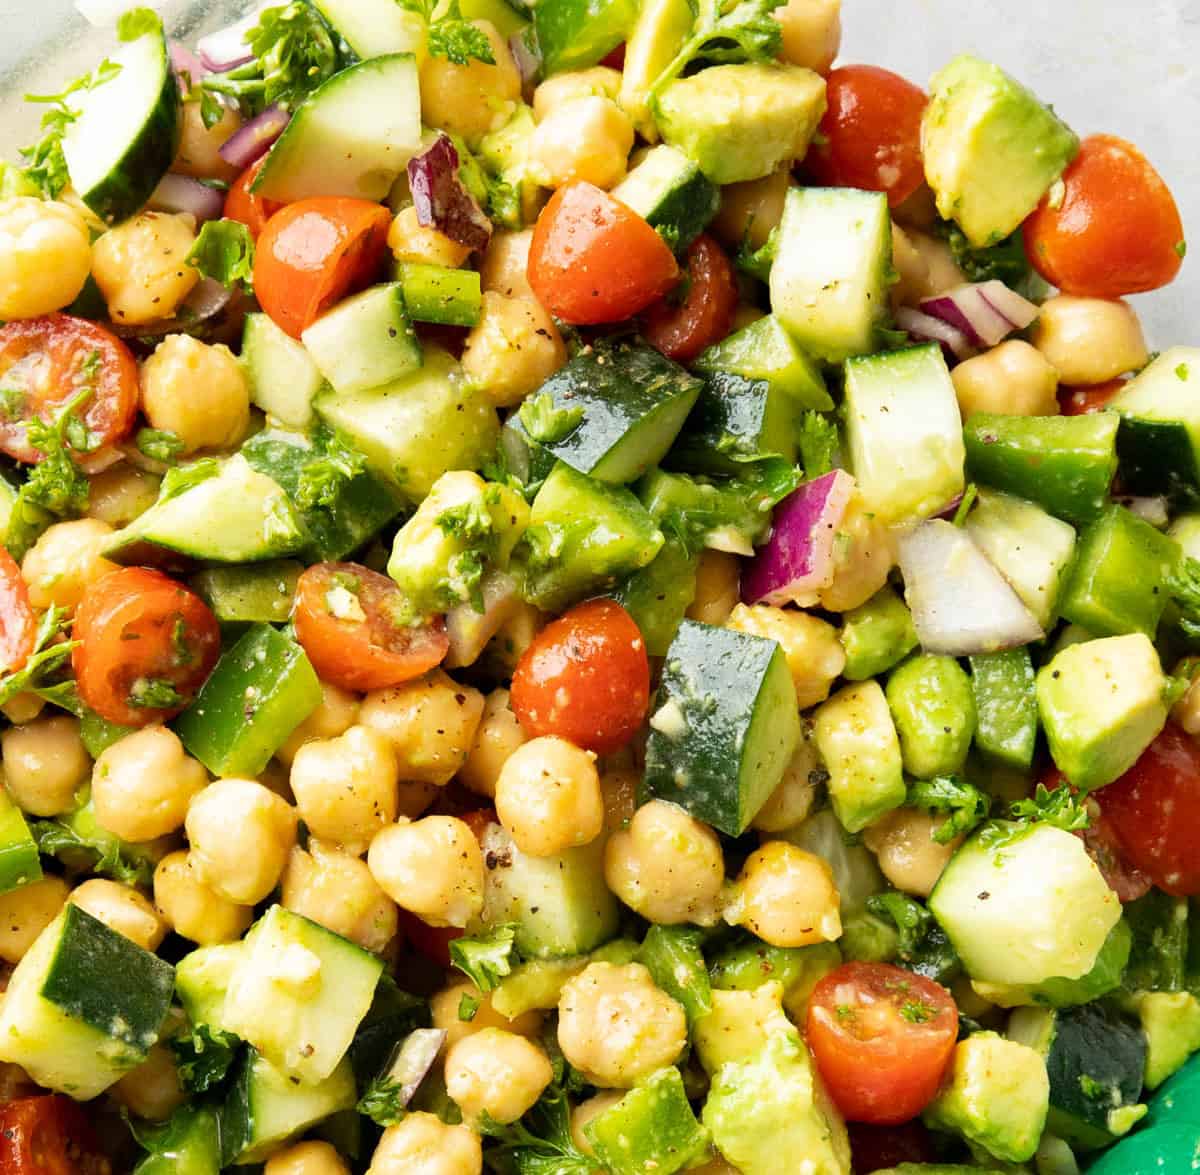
[518,393,584,445]
[449,923,519,992]
[128,677,187,711]
[137,428,185,465]
[458,992,480,1021]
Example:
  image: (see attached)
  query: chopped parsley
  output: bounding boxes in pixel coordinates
[907,776,992,844]
[449,923,519,992]
[128,677,187,711]
[1009,782,1091,832]
[136,427,185,465]
[18,386,94,519]
[186,219,256,295]
[458,992,481,1021]
[296,426,368,510]
[518,393,584,445]
[356,1077,408,1128]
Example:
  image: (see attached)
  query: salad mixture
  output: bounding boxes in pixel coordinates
[0,0,1198,1171]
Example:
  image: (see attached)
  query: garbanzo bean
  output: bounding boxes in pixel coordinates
[952,339,1060,417]
[153,850,253,945]
[276,681,360,767]
[686,550,741,626]
[0,877,69,964]
[111,1043,185,1121]
[0,197,91,319]
[459,688,526,798]
[367,816,485,928]
[479,230,537,301]
[85,464,161,528]
[775,0,841,73]
[461,292,567,409]
[265,1141,351,1175]
[0,715,89,817]
[727,841,841,948]
[140,335,251,454]
[430,979,544,1050]
[418,21,520,145]
[494,736,603,856]
[529,97,634,191]
[862,805,959,898]
[281,841,398,953]
[367,1112,482,1175]
[21,518,117,611]
[726,603,845,709]
[445,1028,553,1124]
[712,168,790,251]
[92,211,199,325]
[1032,294,1149,384]
[173,99,241,181]
[69,879,165,951]
[388,205,473,269]
[532,67,622,121]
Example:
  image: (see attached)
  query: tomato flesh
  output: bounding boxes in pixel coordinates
[806,961,958,1125]
[527,181,679,325]
[0,1094,110,1175]
[73,567,221,727]
[224,157,284,237]
[1058,378,1126,416]
[1025,134,1185,298]
[511,598,650,755]
[0,548,35,676]
[642,234,739,363]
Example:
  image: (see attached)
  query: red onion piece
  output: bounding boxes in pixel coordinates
[508,31,541,89]
[977,280,1040,333]
[445,571,520,668]
[920,281,1039,349]
[407,136,493,253]
[387,1029,447,1107]
[894,306,977,363]
[170,42,208,86]
[197,5,266,72]
[218,105,291,169]
[741,470,855,607]
[148,173,226,224]
[109,279,243,349]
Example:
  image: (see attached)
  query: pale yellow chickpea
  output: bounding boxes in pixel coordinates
[92,211,199,325]
[111,1043,186,1121]
[85,464,161,528]
[862,806,959,898]
[558,962,687,1088]
[92,726,207,843]
[368,1112,483,1175]
[153,850,252,944]
[494,736,603,857]
[530,97,634,191]
[0,693,44,725]
[69,879,165,951]
[461,292,567,409]
[752,725,821,833]
[818,496,897,613]
[600,764,639,832]
[890,223,931,308]
[775,0,841,73]
[952,338,1060,418]
[172,99,241,181]
[419,21,521,145]
[1,715,89,817]
[459,688,526,798]
[713,168,790,251]
[479,229,536,301]
[726,603,844,709]
[570,1090,624,1155]
[532,67,622,121]
[604,799,725,926]
[388,205,473,268]
[0,197,91,320]
[1032,295,1149,385]
[727,840,841,948]
[140,335,251,454]
[276,681,360,767]
[431,979,544,1050]
[20,518,117,611]
[282,841,398,953]
[368,815,485,927]
[0,877,69,964]
[397,778,441,819]
[185,779,297,905]
[359,671,485,786]
[265,1141,351,1175]
[445,1027,553,1124]
[1172,667,1200,737]
[686,550,741,625]
[904,229,965,298]
[289,724,399,855]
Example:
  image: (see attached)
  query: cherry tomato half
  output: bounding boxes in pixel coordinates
[1094,723,1200,896]
[0,315,138,465]
[1059,378,1127,416]
[804,65,928,207]
[0,1094,109,1175]
[642,234,739,363]
[73,568,220,727]
[511,598,650,755]
[1025,134,1185,298]
[254,197,392,338]
[807,961,958,1125]
[0,548,35,676]
[528,181,679,325]
[224,157,284,237]
[293,562,450,692]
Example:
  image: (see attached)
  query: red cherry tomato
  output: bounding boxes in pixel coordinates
[1094,724,1200,896]
[224,157,284,237]
[848,1121,939,1173]
[0,548,35,676]
[0,315,138,465]
[642,234,739,363]
[254,197,392,337]
[0,1094,109,1175]
[1025,134,1185,298]
[599,44,626,70]
[293,562,449,692]
[804,65,928,207]
[511,598,650,755]
[528,181,679,325]
[1059,378,1127,416]
[806,961,959,1125]
[73,568,220,727]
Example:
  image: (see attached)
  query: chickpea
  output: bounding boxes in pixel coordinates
[185,779,297,905]
[494,737,603,857]
[752,725,821,833]
[173,99,241,181]
[726,603,844,709]
[862,806,958,898]
[92,726,207,843]
[604,800,725,926]
[140,335,251,454]
[904,229,965,298]
[282,841,398,953]
[0,197,91,320]
[1,715,89,817]
[275,681,360,767]
[265,1141,351,1175]
[368,1112,483,1175]
[461,292,567,409]
[368,815,485,927]
[86,464,161,528]
[0,693,44,725]
[570,1090,623,1154]
[459,688,526,798]
[431,979,543,1050]
[532,67,622,121]
[952,338,1060,418]
[69,879,165,951]
[479,230,536,301]
[818,496,897,613]
[1032,295,1149,385]
[686,550,741,625]
[890,223,931,308]
[728,840,841,947]
[21,518,117,611]
[0,877,69,964]
[92,211,199,325]
[419,21,521,145]
[600,764,639,832]
[153,850,252,944]
[713,168,790,251]
[558,962,687,1087]
[775,0,841,73]
[388,205,473,269]
[1172,664,1200,737]
[112,1044,185,1121]
[529,97,634,191]
[445,1028,553,1124]
[289,725,399,855]
[360,671,486,786]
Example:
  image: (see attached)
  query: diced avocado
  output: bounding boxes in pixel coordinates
[610,144,720,253]
[886,654,976,779]
[657,63,826,186]
[1036,634,1170,791]
[638,925,711,1026]
[189,560,302,626]
[618,0,692,139]
[490,956,590,1020]
[840,586,919,682]
[1129,991,1200,1089]
[242,311,325,430]
[0,790,40,895]
[175,942,245,1033]
[708,940,841,1021]
[694,983,790,1074]
[813,681,906,834]
[923,1032,1049,1163]
[477,105,543,228]
[921,55,1078,247]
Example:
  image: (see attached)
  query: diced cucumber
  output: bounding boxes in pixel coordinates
[175,942,245,1033]
[617,0,692,139]
[310,0,427,58]
[253,55,422,202]
[969,648,1038,768]
[608,536,698,656]
[844,344,965,525]
[770,187,893,363]
[0,789,41,895]
[189,560,303,626]
[62,19,180,224]
[610,144,720,252]
[642,620,799,836]
[395,262,482,326]
[242,312,326,430]
[0,905,173,1098]
[456,0,528,37]
[534,0,638,75]
[132,1104,221,1175]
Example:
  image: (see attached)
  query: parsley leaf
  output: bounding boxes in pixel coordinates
[951,484,978,527]
[458,992,480,1021]
[908,776,991,844]
[480,1084,594,1175]
[942,224,1048,302]
[428,6,496,66]
[187,219,255,294]
[1009,782,1091,832]
[653,0,783,94]
[116,6,162,40]
[170,1024,239,1093]
[1166,555,1200,641]
[900,999,934,1024]
[30,817,154,886]
[296,426,367,510]
[136,427,185,465]
[127,677,187,710]
[0,605,76,706]
[158,459,221,502]
[518,393,584,445]
[734,224,778,282]
[449,923,519,992]
[797,411,839,480]
[866,891,961,985]
[357,1076,408,1127]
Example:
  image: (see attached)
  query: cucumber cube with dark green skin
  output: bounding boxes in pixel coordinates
[174,624,322,778]
[1059,504,1180,637]
[638,925,711,1025]
[609,144,721,253]
[1122,889,1189,995]
[534,0,638,74]
[609,536,699,656]
[642,620,799,836]
[839,586,918,682]
[394,262,482,327]
[132,1104,221,1175]
[969,648,1038,769]
[0,790,41,895]
[963,412,1119,525]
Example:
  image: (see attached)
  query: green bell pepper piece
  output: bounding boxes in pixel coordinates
[637,924,711,1025]
[609,536,699,657]
[0,789,41,895]
[969,648,1038,769]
